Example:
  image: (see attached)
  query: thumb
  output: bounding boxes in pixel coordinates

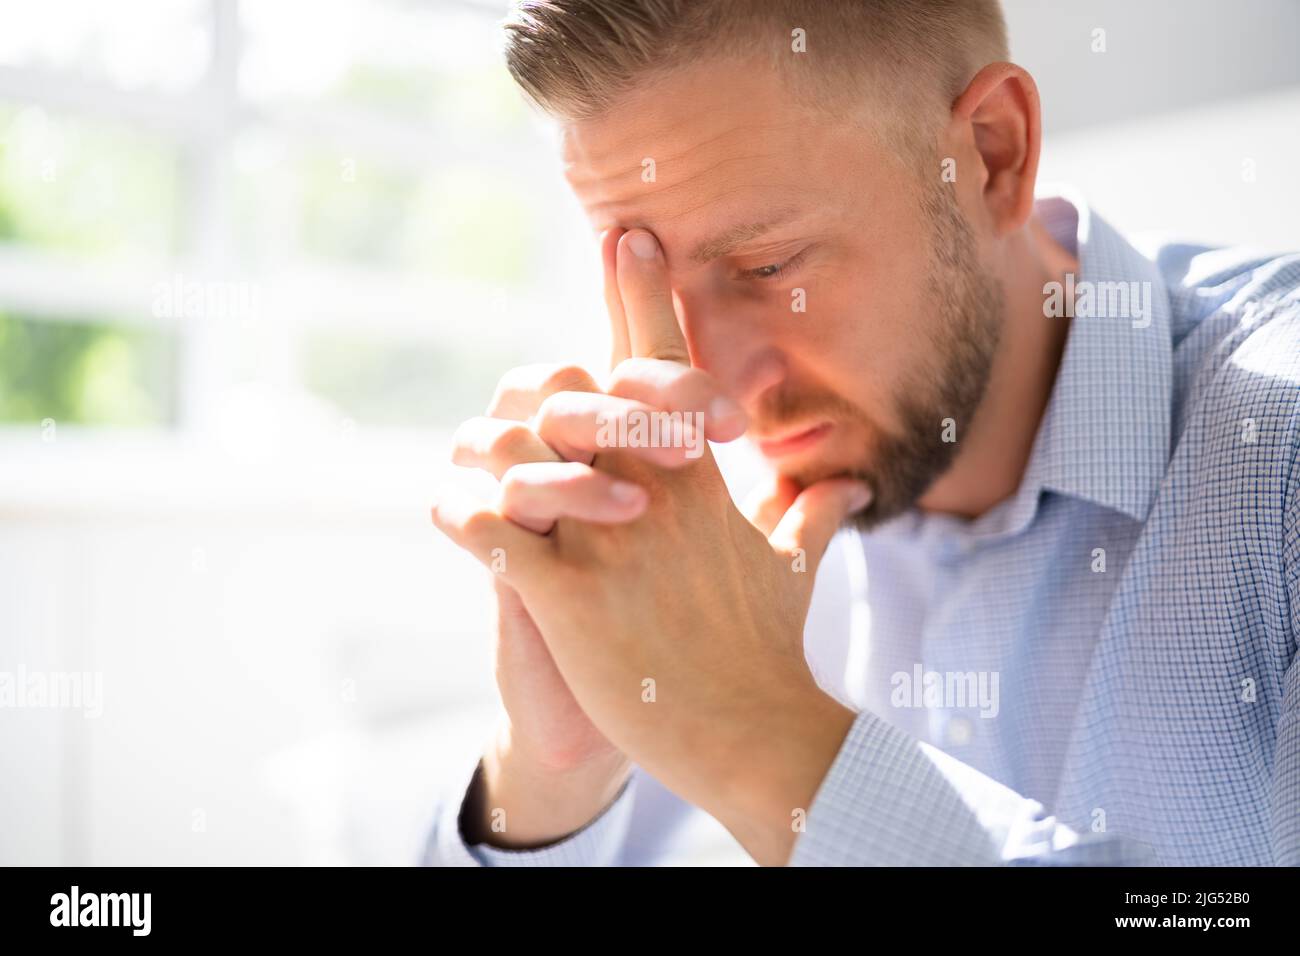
[768,478,872,573]
[617,229,690,364]
[742,473,802,537]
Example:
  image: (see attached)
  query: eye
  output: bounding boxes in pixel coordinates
[738,248,808,282]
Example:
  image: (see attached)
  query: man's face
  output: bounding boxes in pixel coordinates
[562,58,1004,526]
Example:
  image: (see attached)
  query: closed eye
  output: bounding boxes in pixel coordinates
[738,247,810,282]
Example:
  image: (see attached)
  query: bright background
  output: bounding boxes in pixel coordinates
[1,0,1297,865]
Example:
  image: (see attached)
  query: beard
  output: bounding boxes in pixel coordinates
[767,187,1004,530]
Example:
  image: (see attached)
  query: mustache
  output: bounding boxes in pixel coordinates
[748,385,871,436]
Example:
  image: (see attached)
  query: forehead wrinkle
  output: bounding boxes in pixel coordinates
[563,117,808,214]
[638,120,809,178]
[586,183,795,256]
[570,144,793,221]
[564,118,806,177]
[580,157,789,228]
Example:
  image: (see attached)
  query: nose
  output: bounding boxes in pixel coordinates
[675,291,787,413]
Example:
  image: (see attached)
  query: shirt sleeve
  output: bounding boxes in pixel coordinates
[1272,429,1300,863]
[1272,650,1300,866]
[789,709,1157,866]
[421,758,639,867]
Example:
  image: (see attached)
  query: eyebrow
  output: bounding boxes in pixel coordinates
[688,209,802,264]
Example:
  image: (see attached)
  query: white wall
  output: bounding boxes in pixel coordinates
[1004,0,1300,133]
[0,439,500,865]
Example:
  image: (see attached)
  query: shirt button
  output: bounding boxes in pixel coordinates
[946,716,974,746]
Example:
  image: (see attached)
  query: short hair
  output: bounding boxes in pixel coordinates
[502,0,1008,154]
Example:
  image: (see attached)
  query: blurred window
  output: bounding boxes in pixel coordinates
[0,0,580,433]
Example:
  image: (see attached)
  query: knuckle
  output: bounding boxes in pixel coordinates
[659,365,706,405]
[652,340,690,364]
[449,419,478,463]
[497,463,532,499]
[533,390,575,428]
[605,358,653,398]
[484,363,556,415]
[532,392,559,427]
[540,364,597,396]
[487,423,538,463]
[502,461,581,500]
[486,365,533,413]
[459,508,500,547]
[499,363,549,390]
[605,361,632,395]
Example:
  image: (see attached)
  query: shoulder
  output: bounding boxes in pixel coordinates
[1165,247,1300,456]
[1155,249,1300,636]
[1161,248,1300,552]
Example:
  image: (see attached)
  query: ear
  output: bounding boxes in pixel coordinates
[948,62,1041,236]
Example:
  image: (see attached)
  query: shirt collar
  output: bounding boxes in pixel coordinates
[1018,192,1173,527]
[872,192,1173,547]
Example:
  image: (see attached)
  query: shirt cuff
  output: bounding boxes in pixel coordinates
[422,758,638,867]
[787,709,1163,865]
[789,709,1019,866]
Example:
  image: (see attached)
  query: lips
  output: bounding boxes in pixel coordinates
[754,421,832,458]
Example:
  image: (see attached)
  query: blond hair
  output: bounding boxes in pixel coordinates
[503,0,1008,153]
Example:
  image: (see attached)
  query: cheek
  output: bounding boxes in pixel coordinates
[780,278,900,398]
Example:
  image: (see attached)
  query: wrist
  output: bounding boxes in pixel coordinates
[712,680,856,866]
[466,722,631,849]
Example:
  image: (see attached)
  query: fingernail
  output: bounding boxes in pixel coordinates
[610,481,645,504]
[627,230,659,259]
[847,484,873,512]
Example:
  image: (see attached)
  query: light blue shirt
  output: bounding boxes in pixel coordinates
[424,194,1300,866]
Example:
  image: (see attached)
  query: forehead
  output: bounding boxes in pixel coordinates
[560,61,871,260]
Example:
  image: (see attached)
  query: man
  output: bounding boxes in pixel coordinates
[424,0,1300,866]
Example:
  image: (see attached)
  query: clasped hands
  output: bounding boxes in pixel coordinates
[432,226,868,864]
